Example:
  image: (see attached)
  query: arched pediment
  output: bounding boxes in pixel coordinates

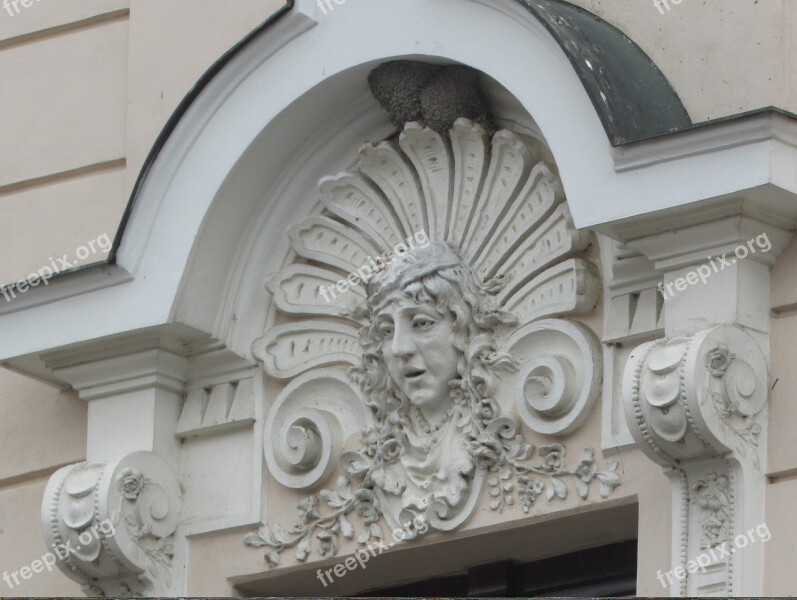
[0,0,698,373]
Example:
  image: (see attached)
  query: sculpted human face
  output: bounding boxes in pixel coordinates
[376,295,460,417]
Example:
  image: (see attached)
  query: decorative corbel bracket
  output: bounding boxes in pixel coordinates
[41,451,182,597]
[624,325,767,596]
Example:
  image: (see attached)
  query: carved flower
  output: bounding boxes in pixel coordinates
[477,400,496,422]
[316,530,338,557]
[117,467,144,501]
[354,488,380,524]
[538,444,565,472]
[469,431,504,471]
[297,495,320,522]
[692,472,729,511]
[574,448,598,482]
[702,514,727,547]
[360,428,381,458]
[705,344,734,377]
[376,431,403,463]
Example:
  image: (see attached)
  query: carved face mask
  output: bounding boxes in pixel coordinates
[375,294,459,418]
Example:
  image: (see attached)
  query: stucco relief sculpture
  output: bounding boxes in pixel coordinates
[623,324,768,595]
[41,452,182,597]
[247,62,619,564]
[624,326,767,466]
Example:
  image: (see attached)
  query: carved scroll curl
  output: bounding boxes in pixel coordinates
[41,451,182,597]
[502,319,602,436]
[623,324,767,466]
[264,369,369,490]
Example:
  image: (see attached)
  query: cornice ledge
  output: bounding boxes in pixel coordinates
[616,210,794,272]
[43,334,192,400]
[613,109,797,173]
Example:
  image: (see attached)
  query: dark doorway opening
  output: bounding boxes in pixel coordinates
[356,539,637,598]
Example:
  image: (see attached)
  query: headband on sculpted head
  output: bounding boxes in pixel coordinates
[365,242,464,308]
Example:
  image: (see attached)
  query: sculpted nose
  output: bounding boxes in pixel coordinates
[391,329,416,357]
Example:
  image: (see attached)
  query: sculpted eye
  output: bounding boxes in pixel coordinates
[378,324,394,339]
[412,315,435,331]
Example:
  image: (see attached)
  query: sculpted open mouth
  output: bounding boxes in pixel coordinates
[403,368,426,380]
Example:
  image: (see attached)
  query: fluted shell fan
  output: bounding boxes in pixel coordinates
[255,118,599,380]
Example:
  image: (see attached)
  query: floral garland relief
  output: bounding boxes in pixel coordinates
[112,467,175,584]
[704,343,764,467]
[245,416,621,566]
[691,472,731,550]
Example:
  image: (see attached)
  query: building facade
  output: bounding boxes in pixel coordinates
[1,0,796,596]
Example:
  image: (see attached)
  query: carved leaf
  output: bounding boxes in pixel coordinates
[597,472,622,488]
[495,204,592,304]
[399,123,452,241]
[359,141,425,237]
[320,490,345,508]
[252,321,361,379]
[474,162,563,278]
[448,119,489,246]
[552,477,568,499]
[244,533,268,548]
[545,482,555,502]
[272,523,287,544]
[266,265,366,319]
[319,173,404,250]
[266,551,280,567]
[295,536,310,562]
[503,259,600,320]
[336,476,353,501]
[462,130,531,261]
[339,514,354,540]
[576,479,589,499]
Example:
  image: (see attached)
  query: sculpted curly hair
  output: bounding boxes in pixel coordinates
[347,243,517,434]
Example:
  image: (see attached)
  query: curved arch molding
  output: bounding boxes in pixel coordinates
[110,0,690,263]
